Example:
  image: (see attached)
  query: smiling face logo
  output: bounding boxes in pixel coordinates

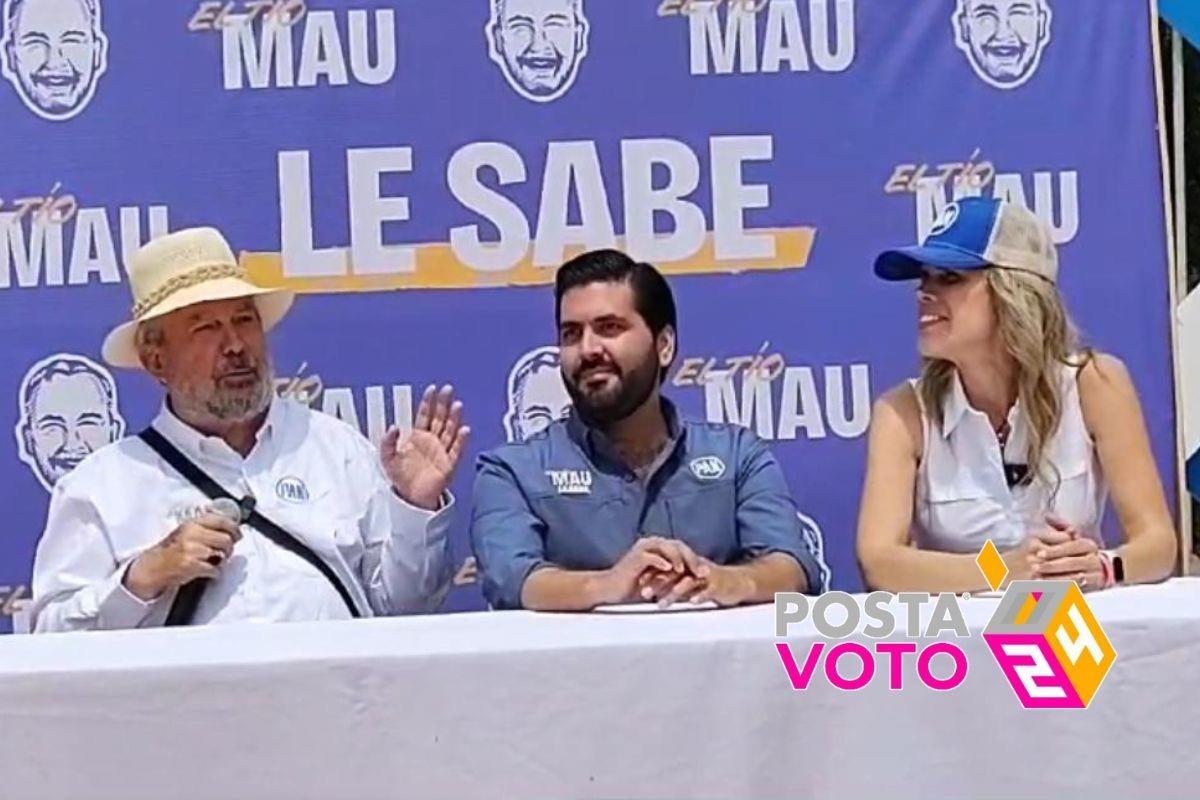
[504,346,572,443]
[1,0,109,120]
[14,353,125,490]
[486,0,590,103]
[953,0,1052,90]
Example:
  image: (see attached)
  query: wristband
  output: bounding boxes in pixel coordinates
[1097,551,1114,590]
[1102,549,1125,585]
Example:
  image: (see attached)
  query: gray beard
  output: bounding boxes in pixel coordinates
[206,378,272,421]
[174,364,275,424]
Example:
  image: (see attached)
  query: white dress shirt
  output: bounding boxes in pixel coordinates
[30,399,453,632]
[913,365,1108,553]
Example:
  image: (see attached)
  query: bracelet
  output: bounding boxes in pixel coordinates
[1097,551,1115,590]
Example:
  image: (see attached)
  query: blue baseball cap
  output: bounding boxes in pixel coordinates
[874,197,1058,283]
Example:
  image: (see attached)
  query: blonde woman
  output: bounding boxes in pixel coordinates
[857,198,1176,593]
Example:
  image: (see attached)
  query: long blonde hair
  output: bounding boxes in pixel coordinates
[919,268,1091,487]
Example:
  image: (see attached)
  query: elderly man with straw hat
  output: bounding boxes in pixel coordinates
[30,227,469,631]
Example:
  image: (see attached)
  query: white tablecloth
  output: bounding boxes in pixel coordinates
[2,580,1199,800]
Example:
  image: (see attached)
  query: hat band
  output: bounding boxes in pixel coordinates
[131,262,246,319]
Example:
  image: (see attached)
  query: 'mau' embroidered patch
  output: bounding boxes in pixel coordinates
[546,470,593,495]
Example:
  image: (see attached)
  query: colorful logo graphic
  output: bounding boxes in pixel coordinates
[773,540,1115,708]
[976,540,1116,709]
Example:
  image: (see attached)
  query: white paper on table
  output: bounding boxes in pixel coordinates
[592,601,721,614]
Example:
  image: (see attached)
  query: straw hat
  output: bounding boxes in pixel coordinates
[101,227,294,368]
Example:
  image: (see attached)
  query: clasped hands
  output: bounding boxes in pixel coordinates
[1004,516,1106,591]
[595,536,752,608]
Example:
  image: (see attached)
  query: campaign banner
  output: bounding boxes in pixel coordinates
[0,0,1174,628]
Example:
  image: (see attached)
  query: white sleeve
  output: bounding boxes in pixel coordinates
[30,480,166,633]
[347,437,453,616]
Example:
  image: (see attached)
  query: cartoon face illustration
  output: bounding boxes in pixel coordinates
[953,0,1051,90]
[486,0,589,103]
[15,353,124,490]
[0,0,108,120]
[503,346,572,442]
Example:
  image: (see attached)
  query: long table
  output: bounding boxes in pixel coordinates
[2,580,1199,799]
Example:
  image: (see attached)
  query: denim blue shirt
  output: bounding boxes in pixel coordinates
[470,400,821,609]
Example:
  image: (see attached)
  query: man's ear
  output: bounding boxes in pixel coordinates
[658,326,677,368]
[141,355,166,385]
[137,337,167,385]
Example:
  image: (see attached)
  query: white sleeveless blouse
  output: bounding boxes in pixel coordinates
[912,365,1108,553]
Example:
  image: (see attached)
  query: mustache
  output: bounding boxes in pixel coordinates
[572,358,621,383]
[215,356,261,380]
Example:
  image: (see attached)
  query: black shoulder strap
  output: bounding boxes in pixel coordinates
[139,427,361,625]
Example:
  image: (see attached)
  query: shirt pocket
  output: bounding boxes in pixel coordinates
[655,480,737,561]
[263,492,349,567]
[529,492,631,569]
[922,472,1010,552]
[128,487,223,564]
[1044,455,1100,531]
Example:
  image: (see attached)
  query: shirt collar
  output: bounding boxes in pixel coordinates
[941,373,972,438]
[566,396,685,464]
[153,398,281,460]
[940,371,1022,440]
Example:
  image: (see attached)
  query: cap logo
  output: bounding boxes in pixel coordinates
[929,203,960,236]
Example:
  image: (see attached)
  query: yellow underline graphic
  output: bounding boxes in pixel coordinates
[241,227,816,294]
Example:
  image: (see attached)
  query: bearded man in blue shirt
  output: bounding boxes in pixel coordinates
[470,249,821,611]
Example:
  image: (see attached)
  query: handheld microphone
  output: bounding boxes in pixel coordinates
[206,498,244,565]
[166,496,249,626]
